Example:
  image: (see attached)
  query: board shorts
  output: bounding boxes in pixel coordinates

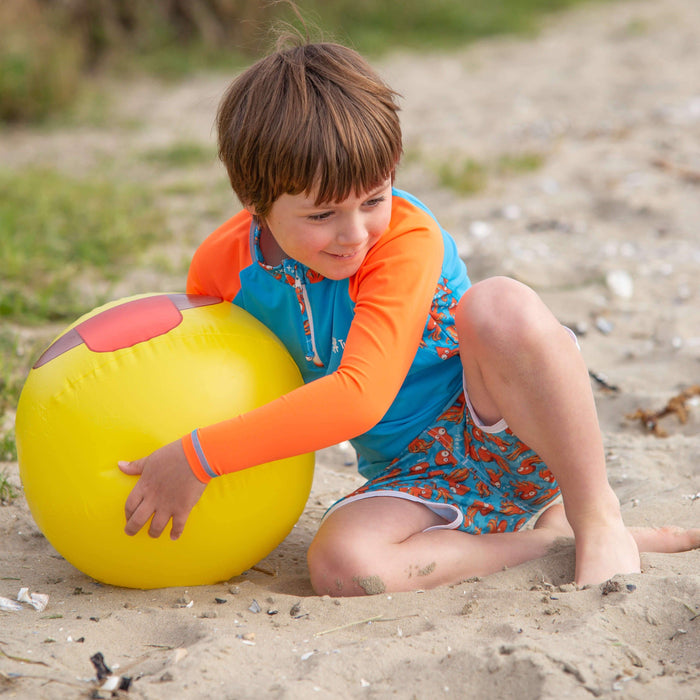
[325,389,561,535]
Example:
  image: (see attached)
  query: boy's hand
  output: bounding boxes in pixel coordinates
[119,440,207,540]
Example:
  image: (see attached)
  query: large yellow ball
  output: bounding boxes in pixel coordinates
[15,294,314,589]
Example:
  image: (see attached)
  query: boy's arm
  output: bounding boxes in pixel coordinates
[120,211,251,539]
[185,217,445,481]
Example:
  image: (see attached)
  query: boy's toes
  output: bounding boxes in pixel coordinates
[630,525,700,553]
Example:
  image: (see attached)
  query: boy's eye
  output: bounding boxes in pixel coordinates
[365,195,386,207]
[307,211,332,221]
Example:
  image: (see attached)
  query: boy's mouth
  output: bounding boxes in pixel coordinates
[327,251,358,259]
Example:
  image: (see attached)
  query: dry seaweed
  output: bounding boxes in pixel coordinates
[627,385,700,437]
[652,157,700,185]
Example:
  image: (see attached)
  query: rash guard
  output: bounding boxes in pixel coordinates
[182,188,471,483]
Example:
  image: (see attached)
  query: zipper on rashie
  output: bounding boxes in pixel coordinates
[294,273,323,368]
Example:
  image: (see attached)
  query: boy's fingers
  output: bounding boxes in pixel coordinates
[118,459,143,475]
[124,499,153,536]
[148,511,172,539]
[123,484,144,520]
[169,513,188,541]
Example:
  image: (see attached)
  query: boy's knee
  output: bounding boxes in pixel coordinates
[307,529,378,597]
[456,277,549,350]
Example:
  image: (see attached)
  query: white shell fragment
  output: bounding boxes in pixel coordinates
[469,221,493,239]
[2,588,50,612]
[0,596,23,612]
[606,270,634,299]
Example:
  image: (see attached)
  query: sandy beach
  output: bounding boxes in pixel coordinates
[1,0,699,697]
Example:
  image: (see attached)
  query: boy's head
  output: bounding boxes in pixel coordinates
[217,41,402,219]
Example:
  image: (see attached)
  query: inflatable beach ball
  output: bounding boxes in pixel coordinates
[15,294,314,589]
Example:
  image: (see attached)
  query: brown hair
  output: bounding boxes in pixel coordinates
[216,41,402,219]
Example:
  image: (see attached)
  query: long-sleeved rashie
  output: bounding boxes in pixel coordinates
[181,189,471,483]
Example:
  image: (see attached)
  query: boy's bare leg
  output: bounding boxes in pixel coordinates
[308,496,566,596]
[454,276,675,585]
[307,498,700,596]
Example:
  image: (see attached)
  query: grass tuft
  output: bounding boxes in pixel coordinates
[0,167,168,323]
[435,151,546,195]
[142,141,216,168]
[0,468,18,504]
[0,328,52,416]
[437,159,489,195]
[0,433,17,463]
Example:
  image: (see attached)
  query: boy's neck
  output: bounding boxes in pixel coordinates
[258,223,286,266]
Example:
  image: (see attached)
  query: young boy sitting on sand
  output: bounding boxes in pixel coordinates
[119,39,698,596]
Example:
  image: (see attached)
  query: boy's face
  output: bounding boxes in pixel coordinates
[255,179,392,280]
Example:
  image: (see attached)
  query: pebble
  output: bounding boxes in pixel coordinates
[540,178,560,194]
[606,270,634,299]
[501,204,522,220]
[676,283,692,301]
[469,221,493,239]
[595,317,615,335]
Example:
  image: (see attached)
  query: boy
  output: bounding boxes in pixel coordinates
[119,41,698,595]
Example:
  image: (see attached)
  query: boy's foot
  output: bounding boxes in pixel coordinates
[573,521,640,586]
[534,503,700,585]
[532,503,638,584]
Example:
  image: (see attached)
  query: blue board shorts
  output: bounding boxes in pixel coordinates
[325,389,561,534]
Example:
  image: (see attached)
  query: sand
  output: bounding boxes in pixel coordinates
[1,0,699,697]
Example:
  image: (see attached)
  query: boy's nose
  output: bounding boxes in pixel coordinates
[337,215,367,245]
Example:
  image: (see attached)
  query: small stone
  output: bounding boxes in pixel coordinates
[601,579,621,595]
[595,316,614,335]
[502,204,522,220]
[570,320,588,336]
[469,221,493,239]
[606,270,634,299]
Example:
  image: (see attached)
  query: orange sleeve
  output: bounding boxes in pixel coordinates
[183,202,445,481]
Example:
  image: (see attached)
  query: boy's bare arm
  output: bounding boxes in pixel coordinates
[119,441,207,540]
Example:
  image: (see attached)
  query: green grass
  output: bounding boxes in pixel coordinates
[0,329,25,415]
[0,468,18,503]
[0,0,617,124]
[0,328,52,415]
[141,141,216,168]
[0,168,168,323]
[112,42,250,81]
[299,0,614,54]
[435,151,545,195]
[497,152,545,175]
[0,13,83,123]
[437,158,489,195]
[0,433,17,463]
[113,0,618,69]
